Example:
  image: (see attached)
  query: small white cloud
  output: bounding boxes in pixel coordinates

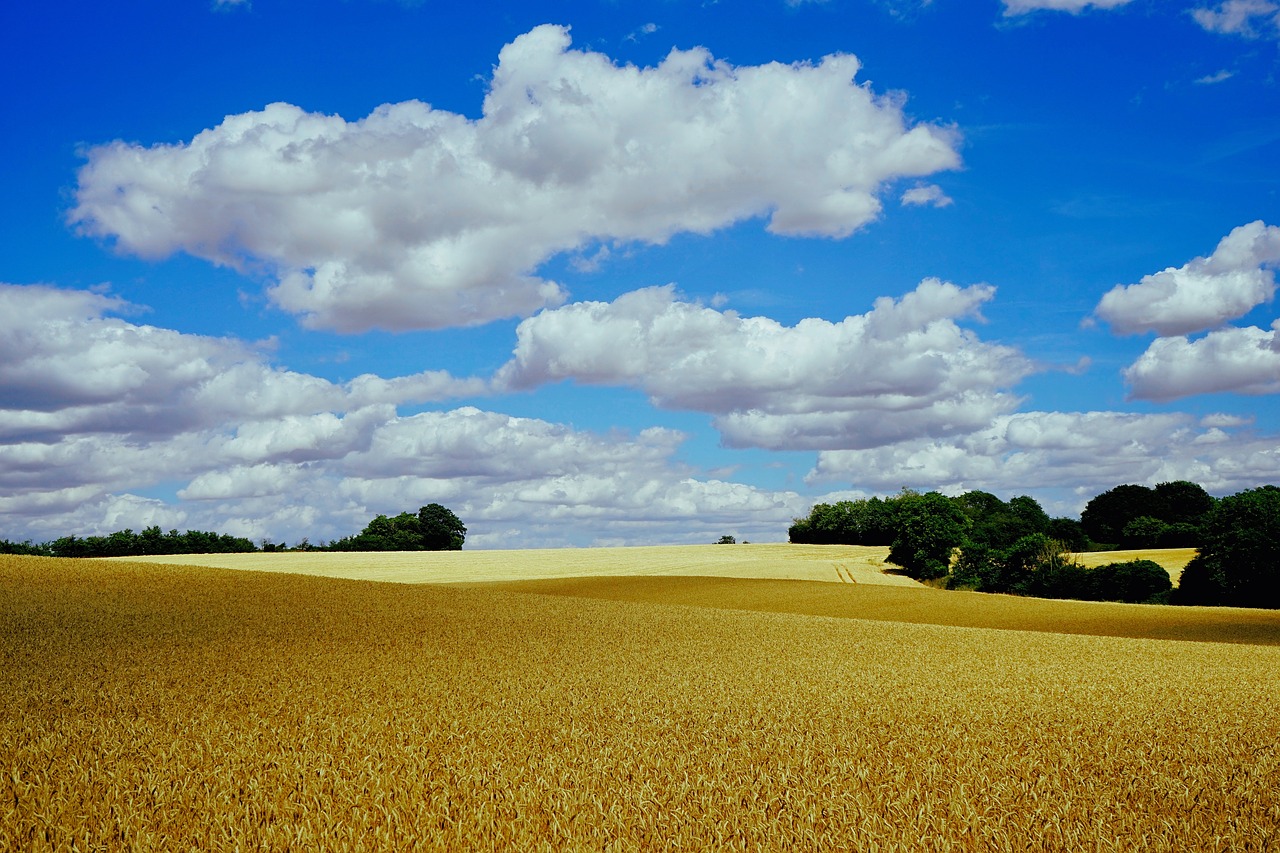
[900,183,954,208]
[1002,0,1134,16]
[1094,221,1280,336]
[626,23,660,41]
[1192,0,1280,38]
[1195,69,1235,84]
[1201,412,1253,428]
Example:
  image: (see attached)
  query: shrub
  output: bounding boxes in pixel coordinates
[1090,560,1172,604]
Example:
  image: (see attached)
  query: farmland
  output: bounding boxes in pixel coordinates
[117,542,1196,587]
[4,553,1278,850]
[119,542,920,586]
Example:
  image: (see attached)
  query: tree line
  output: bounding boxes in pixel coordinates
[790,482,1280,609]
[0,504,467,559]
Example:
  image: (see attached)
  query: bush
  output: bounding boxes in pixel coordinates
[1090,560,1172,604]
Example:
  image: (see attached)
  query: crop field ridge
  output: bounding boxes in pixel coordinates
[3,555,1277,851]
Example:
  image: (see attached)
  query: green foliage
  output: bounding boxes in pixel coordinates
[950,534,1084,598]
[0,539,52,556]
[35,527,257,559]
[789,497,895,545]
[418,504,467,550]
[1082,481,1210,548]
[1046,517,1087,552]
[951,540,1169,604]
[1089,560,1172,604]
[1120,516,1169,549]
[716,535,737,545]
[329,504,466,552]
[961,492,1051,551]
[1175,486,1280,608]
[885,491,969,581]
[1152,480,1214,526]
[1081,484,1156,545]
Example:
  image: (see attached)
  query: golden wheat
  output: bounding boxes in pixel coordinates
[117,542,919,586]
[1072,547,1198,584]
[3,555,1277,851]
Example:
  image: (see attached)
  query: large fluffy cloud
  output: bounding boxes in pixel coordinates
[810,410,1280,511]
[496,279,1034,450]
[71,25,960,333]
[1094,221,1280,337]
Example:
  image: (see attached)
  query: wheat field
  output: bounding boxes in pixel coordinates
[3,554,1278,851]
[1072,547,1198,584]
[119,542,922,586]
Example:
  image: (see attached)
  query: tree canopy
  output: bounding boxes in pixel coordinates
[1080,481,1212,547]
[1175,486,1280,608]
[328,504,467,552]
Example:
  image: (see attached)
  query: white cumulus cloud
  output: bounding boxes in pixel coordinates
[71,25,960,333]
[496,279,1034,450]
[1094,221,1280,336]
[1123,321,1280,400]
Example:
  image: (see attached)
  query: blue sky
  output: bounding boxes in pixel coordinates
[2,0,1278,547]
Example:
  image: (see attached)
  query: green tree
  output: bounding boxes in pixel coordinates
[959,492,1051,552]
[1121,516,1170,549]
[1152,480,1214,527]
[1081,484,1155,546]
[1175,486,1280,608]
[329,504,466,551]
[1047,517,1087,552]
[418,503,466,551]
[886,491,969,581]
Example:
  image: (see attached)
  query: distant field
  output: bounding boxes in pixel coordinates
[3,555,1277,850]
[116,543,1200,588]
[119,542,923,586]
[1073,547,1198,584]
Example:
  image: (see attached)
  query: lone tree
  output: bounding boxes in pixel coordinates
[1176,486,1280,608]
